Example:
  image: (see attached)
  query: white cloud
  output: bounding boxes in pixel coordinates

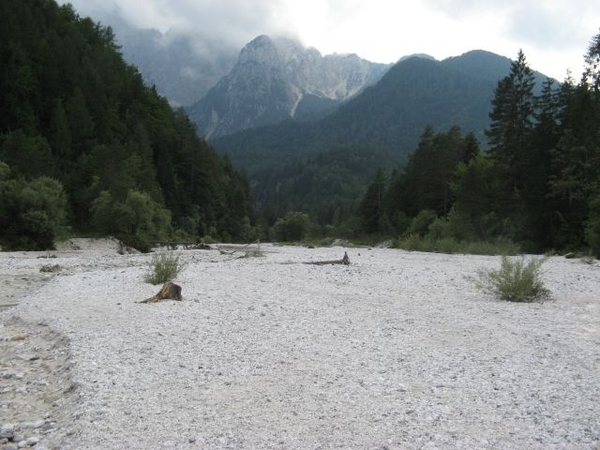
[59,0,600,80]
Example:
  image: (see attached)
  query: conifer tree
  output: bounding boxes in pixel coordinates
[359,168,387,234]
[485,50,536,241]
[486,49,535,192]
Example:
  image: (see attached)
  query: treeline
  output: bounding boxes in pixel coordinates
[355,43,600,254]
[0,0,254,250]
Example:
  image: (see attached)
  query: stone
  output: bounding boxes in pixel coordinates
[26,436,40,446]
[0,425,15,440]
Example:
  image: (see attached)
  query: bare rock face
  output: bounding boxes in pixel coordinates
[187,35,391,139]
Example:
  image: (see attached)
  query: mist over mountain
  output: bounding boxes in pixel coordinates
[77,6,238,106]
[186,35,391,139]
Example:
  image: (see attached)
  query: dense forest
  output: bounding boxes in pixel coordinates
[1,0,599,256]
[0,0,254,250]
[353,44,600,255]
[248,40,600,256]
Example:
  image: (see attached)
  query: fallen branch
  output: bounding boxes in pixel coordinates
[305,252,350,266]
[139,282,182,304]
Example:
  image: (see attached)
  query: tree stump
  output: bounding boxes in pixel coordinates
[139,282,182,303]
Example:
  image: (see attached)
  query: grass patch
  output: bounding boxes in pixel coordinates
[144,251,186,285]
[393,235,521,255]
[472,255,550,302]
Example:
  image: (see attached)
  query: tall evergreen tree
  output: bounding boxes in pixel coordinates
[359,168,387,234]
[485,50,536,242]
[486,50,536,192]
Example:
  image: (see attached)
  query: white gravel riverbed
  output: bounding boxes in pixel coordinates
[1,239,599,449]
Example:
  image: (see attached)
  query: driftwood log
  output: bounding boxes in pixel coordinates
[139,282,182,304]
[305,251,350,266]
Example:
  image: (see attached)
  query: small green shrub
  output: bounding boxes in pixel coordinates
[144,252,186,285]
[473,255,550,302]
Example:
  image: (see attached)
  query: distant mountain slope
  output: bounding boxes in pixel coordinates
[440,50,513,82]
[212,53,496,172]
[213,50,553,173]
[186,35,391,139]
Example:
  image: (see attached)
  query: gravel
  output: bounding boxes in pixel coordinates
[1,241,599,449]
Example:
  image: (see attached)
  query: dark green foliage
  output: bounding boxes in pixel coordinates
[0,161,67,250]
[449,155,500,240]
[350,39,600,255]
[444,42,600,254]
[90,190,171,251]
[407,210,438,237]
[383,126,480,237]
[272,212,312,242]
[484,50,536,240]
[0,0,254,249]
[584,195,600,256]
[252,145,396,231]
[358,168,387,234]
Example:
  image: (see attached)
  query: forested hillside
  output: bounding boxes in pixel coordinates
[212,52,523,171]
[355,45,600,254]
[222,38,600,256]
[0,0,254,250]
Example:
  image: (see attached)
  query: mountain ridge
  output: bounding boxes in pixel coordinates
[186,35,391,139]
[212,51,502,172]
[212,49,554,172]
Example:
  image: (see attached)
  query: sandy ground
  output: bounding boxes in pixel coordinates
[0,239,599,449]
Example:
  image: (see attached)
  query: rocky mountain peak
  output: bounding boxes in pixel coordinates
[187,35,391,139]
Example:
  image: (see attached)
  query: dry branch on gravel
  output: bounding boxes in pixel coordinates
[305,252,350,266]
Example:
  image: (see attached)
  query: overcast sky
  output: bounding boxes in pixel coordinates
[60,0,598,80]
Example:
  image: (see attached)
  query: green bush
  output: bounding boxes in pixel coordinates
[407,209,437,237]
[272,212,312,242]
[91,189,172,252]
[144,252,186,285]
[473,255,550,302]
[0,162,68,250]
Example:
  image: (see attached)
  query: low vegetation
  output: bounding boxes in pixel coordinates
[144,252,186,285]
[393,234,521,255]
[472,255,550,302]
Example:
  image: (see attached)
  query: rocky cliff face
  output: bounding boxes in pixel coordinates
[187,35,390,139]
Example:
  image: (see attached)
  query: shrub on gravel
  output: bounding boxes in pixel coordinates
[144,252,186,285]
[473,255,550,302]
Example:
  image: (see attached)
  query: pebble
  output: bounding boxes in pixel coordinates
[0,422,51,450]
[25,437,39,446]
